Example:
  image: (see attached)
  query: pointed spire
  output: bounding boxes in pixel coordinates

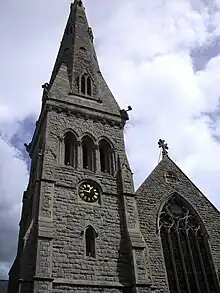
[46,1,120,116]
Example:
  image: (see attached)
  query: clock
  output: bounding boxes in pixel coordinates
[79,182,100,203]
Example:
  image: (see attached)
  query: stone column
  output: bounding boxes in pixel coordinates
[119,160,152,293]
[95,144,100,172]
[77,140,82,168]
[58,136,64,165]
[33,150,54,293]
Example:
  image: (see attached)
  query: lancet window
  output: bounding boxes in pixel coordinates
[81,74,86,95]
[66,25,73,35]
[64,132,77,167]
[85,226,96,257]
[159,195,219,293]
[79,73,93,96]
[82,136,95,171]
[99,139,113,174]
[87,76,92,96]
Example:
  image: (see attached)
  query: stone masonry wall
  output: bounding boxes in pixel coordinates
[53,285,122,293]
[40,109,133,287]
[52,185,130,283]
[136,156,220,293]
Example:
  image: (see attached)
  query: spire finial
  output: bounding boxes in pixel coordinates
[158,139,169,157]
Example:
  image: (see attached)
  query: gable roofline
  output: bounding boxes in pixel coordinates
[136,155,220,214]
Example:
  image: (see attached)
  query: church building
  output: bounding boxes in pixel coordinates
[7,1,220,292]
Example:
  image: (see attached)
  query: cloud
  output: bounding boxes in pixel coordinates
[92,0,220,205]
[0,138,28,278]
[1,0,220,279]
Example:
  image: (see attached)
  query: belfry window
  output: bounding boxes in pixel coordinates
[64,132,77,167]
[99,139,113,174]
[66,26,73,35]
[79,74,93,96]
[159,195,219,293]
[85,226,96,257]
[81,74,86,95]
[87,76,92,96]
[82,136,95,171]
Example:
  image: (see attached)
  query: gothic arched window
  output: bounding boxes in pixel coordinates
[79,74,92,96]
[81,74,86,95]
[99,139,113,174]
[85,226,96,257]
[87,76,92,96]
[159,195,219,293]
[82,136,95,171]
[66,26,73,35]
[64,132,77,167]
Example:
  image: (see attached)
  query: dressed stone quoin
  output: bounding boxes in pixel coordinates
[7,1,220,293]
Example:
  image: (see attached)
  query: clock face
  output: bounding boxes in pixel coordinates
[79,182,100,203]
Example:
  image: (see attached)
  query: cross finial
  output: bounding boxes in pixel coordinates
[158,139,169,157]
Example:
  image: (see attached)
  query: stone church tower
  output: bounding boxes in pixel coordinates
[7,1,220,293]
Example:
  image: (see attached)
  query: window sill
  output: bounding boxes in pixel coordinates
[59,164,77,170]
[56,165,115,178]
[98,171,115,178]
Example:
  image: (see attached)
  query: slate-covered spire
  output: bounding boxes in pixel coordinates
[46,0,120,115]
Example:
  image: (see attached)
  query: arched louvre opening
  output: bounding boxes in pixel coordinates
[85,226,96,257]
[99,139,113,174]
[79,74,93,96]
[82,136,95,171]
[159,195,220,293]
[64,132,77,167]
[81,74,86,95]
[87,76,92,96]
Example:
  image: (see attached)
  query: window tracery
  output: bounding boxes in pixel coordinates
[159,195,219,293]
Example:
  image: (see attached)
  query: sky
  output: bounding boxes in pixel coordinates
[1,0,220,280]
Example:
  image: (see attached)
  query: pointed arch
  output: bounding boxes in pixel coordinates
[159,193,220,293]
[81,74,86,95]
[78,73,93,96]
[87,76,92,96]
[85,225,96,257]
[99,139,113,174]
[82,135,95,171]
[64,131,77,167]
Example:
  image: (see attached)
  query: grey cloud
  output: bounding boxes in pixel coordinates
[9,116,35,166]
[191,39,220,71]
[201,104,220,142]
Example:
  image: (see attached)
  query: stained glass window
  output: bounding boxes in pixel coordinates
[159,195,220,293]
